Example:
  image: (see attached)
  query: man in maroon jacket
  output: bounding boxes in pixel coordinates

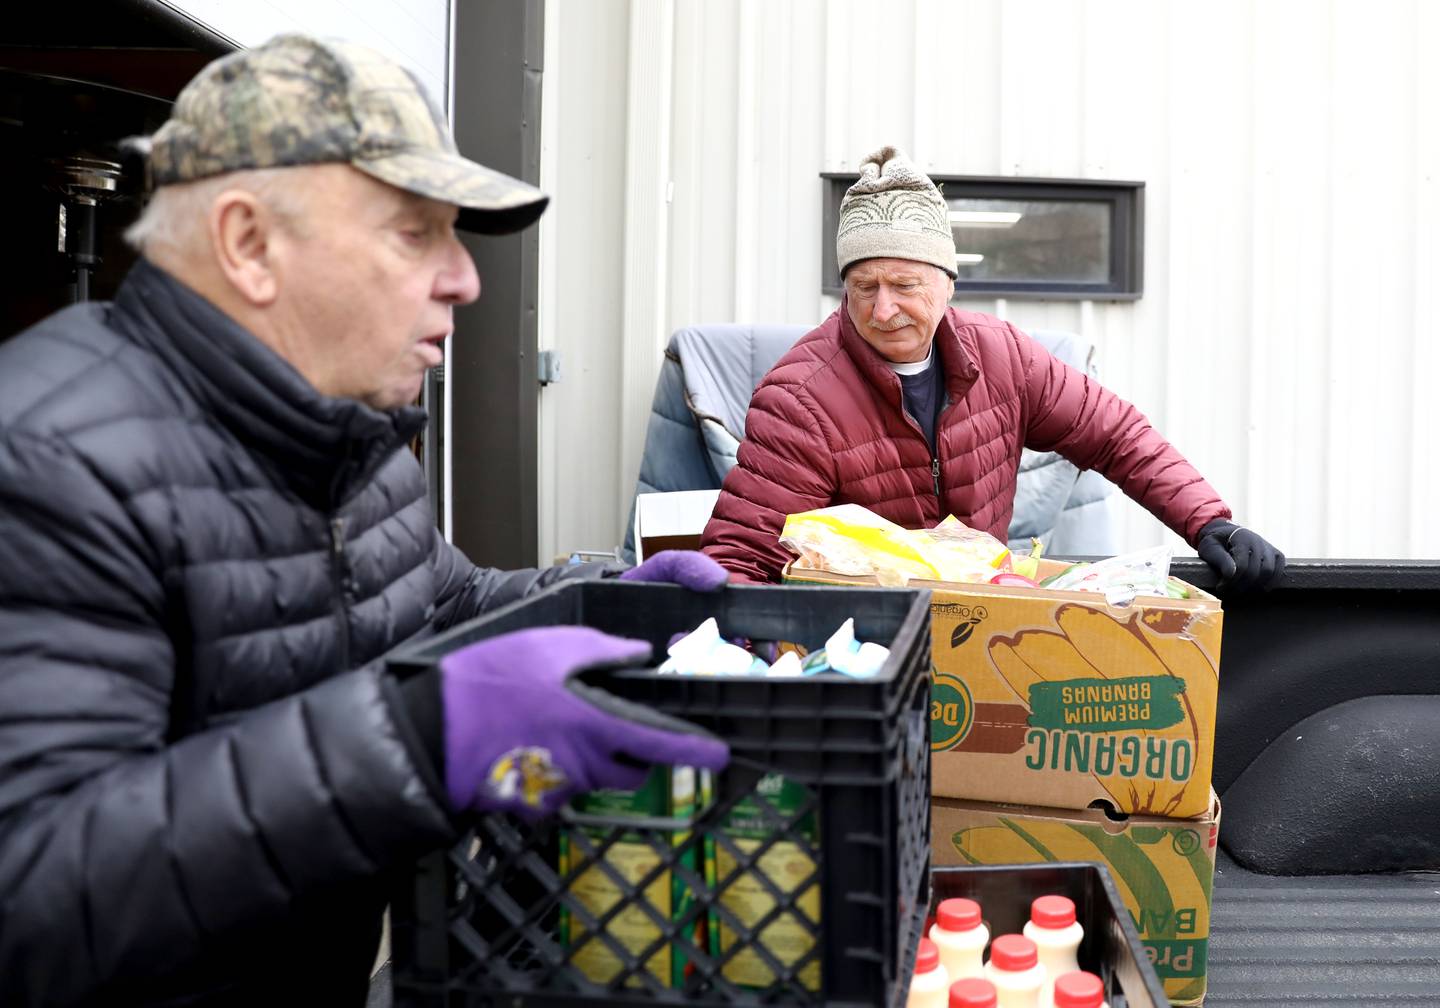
[701,146,1283,590]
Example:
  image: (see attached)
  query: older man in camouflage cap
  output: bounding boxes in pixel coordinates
[127,31,551,411]
[0,34,729,1006]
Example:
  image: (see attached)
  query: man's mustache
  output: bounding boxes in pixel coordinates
[872,314,918,332]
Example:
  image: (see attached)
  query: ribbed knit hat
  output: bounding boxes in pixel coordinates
[836,146,957,277]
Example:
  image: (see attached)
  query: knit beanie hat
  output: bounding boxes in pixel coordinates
[836,146,957,278]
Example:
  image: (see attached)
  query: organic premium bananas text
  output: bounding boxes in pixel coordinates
[986,602,1218,817]
[1024,730,1194,783]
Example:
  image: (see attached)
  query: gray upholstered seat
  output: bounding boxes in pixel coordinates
[620,322,1120,561]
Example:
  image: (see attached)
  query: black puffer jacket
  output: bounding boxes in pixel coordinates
[0,260,587,1006]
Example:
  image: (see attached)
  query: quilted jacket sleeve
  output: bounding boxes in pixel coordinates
[1015,326,1231,544]
[429,534,615,631]
[701,383,838,583]
[0,433,456,1006]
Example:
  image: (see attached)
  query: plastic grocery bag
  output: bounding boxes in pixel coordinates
[1040,544,1174,606]
[779,505,938,585]
[779,505,1010,586]
[924,516,1013,583]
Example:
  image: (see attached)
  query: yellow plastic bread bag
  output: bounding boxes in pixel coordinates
[925,515,1016,582]
[779,506,1010,586]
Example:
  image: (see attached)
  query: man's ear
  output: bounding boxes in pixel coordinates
[209,190,280,306]
[935,265,956,301]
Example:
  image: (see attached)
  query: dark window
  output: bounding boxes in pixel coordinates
[821,175,1144,300]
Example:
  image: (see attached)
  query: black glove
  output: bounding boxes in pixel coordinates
[1195,519,1286,591]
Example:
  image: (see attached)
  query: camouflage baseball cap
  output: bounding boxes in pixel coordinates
[145,33,547,234]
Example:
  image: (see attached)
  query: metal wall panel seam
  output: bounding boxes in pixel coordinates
[734,0,759,322]
[1321,0,1345,555]
[535,0,562,564]
[1153,0,1188,554]
[1078,300,1095,360]
[1408,0,1440,555]
[1382,0,1420,555]
[1241,0,1264,528]
[769,0,802,323]
[1266,0,1332,557]
[784,0,827,324]
[912,0,940,175]
[822,0,851,171]
[617,0,677,524]
[997,0,1018,175]
[666,2,701,349]
[1248,0,1286,546]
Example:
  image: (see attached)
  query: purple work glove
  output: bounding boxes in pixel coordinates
[618,550,728,591]
[440,626,729,818]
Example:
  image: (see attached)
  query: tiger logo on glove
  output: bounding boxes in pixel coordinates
[487,746,568,809]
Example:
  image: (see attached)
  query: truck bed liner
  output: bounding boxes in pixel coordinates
[1207,850,1440,1004]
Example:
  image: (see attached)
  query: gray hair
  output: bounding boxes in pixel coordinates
[123,167,314,260]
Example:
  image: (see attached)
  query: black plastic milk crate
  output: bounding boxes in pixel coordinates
[930,864,1167,1008]
[387,580,933,1007]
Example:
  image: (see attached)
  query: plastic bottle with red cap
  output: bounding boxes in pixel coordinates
[908,937,952,1008]
[1023,895,1083,1004]
[929,897,990,981]
[949,975,999,1008]
[1050,970,1108,1008]
[983,934,1047,1007]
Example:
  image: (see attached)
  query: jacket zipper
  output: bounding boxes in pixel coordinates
[329,515,352,670]
[896,372,948,516]
[932,389,955,516]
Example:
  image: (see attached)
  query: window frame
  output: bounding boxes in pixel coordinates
[820,173,1145,301]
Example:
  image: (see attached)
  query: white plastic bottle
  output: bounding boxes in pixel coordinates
[983,934,1047,1008]
[929,897,990,981]
[909,937,951,1008]
[949,975,999,1008]
[1023,895,1083,1005]
[1051,970,1108,1008]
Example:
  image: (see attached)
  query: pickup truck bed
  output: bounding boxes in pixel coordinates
[1209,850,1440,1004]
[370,560,1439,1007]
[1169,558,1440,1006]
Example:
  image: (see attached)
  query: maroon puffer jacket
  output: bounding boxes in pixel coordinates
[701,303,1231,583]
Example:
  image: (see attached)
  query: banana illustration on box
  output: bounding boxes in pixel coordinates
[788,557,1220,816]
[987,603,1218,817]
[946,809,1218,1004]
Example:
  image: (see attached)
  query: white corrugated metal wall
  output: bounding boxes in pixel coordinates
[538,0,1438,564]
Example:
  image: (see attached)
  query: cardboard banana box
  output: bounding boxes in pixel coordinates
[784,559,1222,819]
[933,794,1221,1006]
